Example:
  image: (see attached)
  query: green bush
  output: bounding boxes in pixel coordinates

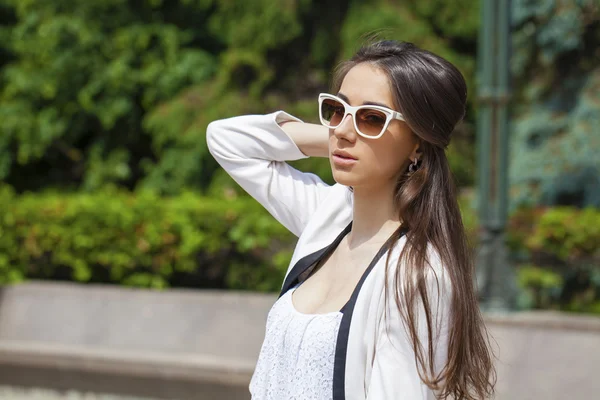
[0,184,294,292]
[527,207,600,263]
[523,207,600,313]
[516,264,563,310]
[507,206,599,312]
[460,197,599,313]
[2,185,598,314]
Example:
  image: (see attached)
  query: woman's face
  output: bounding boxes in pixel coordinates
[328,63,419,191]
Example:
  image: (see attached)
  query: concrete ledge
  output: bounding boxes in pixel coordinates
[0,281,269,399]
[0,343,252,399]
[1,281,599,399]
[0,365,249,400]
[484,310,600,332]
[0,281,274,359]
[0,341,254,386]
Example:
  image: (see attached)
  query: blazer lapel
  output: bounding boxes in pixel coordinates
[279,221,353,298]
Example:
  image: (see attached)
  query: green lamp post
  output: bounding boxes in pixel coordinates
[476,0,516,311]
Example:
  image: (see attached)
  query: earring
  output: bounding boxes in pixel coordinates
[408,157,420,173]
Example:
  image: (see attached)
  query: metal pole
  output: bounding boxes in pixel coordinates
[476,0,516,311]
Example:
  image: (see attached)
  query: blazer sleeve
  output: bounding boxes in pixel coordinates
[367,261,452,399]
[206,111,331,237]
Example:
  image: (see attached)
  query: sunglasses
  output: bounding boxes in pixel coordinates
[318,93,405,139]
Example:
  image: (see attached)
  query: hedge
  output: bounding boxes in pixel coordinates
[507,206,600,313]
[1,185,598,313]
[0,184,295,292]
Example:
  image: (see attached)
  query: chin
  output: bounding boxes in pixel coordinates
[332,167,395,193]
[331,168,362,187]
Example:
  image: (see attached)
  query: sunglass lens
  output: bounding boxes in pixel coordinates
[321,98,345,126]
[356,108,388,137]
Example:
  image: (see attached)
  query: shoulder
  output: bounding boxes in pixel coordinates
[320,182,353,204]
[300,183,353,222]
[307,184,353,226]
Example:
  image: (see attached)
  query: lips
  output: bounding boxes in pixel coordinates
[332,149,358,168]
[332,150,357,160]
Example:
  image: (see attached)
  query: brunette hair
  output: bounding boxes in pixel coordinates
[333,40,496,399]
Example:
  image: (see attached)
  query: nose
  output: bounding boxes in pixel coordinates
[333,113,357,142]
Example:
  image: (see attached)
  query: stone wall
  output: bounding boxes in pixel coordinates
[0,282,598,399]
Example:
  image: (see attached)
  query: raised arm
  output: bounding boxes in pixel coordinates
[278,120,330,158]
[206,111,330,237]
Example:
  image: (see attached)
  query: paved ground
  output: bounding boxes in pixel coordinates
[0,387,156,400]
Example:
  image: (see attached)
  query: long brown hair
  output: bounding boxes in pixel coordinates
[333,41,496,399]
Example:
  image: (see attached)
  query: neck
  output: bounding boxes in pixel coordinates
[347,181,401,249]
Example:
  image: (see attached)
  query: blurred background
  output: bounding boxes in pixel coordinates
[0,0,598,399]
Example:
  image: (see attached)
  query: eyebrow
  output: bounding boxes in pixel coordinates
[337,92,393,109]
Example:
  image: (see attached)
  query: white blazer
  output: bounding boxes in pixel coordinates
[206,111,451,399]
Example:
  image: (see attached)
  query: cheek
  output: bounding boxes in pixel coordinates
[368,145,404,177]
[366,136,412,177]
[328,129,338,151]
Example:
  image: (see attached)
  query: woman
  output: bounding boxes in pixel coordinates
[207,40,495,399]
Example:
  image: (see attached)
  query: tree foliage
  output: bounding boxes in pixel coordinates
[0,0,482,194]
[510,0,600,207]
[0,0,217,191]
[1,0,598,203]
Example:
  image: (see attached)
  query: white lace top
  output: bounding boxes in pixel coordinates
[249,285,344,400]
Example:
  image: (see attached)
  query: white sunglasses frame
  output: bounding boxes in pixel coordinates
[318,93,405,139]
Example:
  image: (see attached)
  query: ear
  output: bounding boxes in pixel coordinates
[409,141,421,162]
